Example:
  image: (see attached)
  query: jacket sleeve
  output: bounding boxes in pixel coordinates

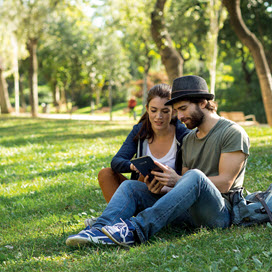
[175,120,191,173]
[111,123,142,173]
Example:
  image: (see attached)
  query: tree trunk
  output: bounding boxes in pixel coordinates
[142,72,148,115]
[0,57,13,113]
[206,0,226,95]
[108,83,112,121]
[151,0,183,84]
[223,0,272,126]
[95,87,101,106]
[19,76,27,112]
[142,56,151,115]
[27,38,39,117]
[11,34,20,114]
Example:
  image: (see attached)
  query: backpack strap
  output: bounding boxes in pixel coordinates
[256,193,272,223]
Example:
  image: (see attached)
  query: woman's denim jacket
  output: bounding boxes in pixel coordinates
[111,119,190,179]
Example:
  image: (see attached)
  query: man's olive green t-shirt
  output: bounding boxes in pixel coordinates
[182,118,250,192]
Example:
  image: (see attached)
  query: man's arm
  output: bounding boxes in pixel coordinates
[208,150,246,193]
[149,151,246,193]
[182,167,189,175]
[181,151,246,193]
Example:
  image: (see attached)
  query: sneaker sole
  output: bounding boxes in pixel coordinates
[66,234,115,247]
[101,227,133,248]
[66,236,91,247]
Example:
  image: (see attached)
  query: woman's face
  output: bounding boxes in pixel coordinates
[146,96,173,132]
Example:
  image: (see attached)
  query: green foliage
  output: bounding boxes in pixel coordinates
[216,60,266,123]
[0,117,271,271]
[0,0,271,121]
[217,5,268,123]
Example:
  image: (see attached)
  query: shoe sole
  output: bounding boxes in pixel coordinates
[101,227,132,248]
[66,235,115,247]
[66,236,91,247]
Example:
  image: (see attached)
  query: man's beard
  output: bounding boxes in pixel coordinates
[184,105,204,129]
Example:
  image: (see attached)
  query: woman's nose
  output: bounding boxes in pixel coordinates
[156,112,163,119]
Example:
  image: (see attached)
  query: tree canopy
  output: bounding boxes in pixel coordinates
[0,0,271,123]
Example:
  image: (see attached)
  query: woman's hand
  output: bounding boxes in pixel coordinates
[150,161,181,188]
[130,163,139,173]
[144,175,164,194]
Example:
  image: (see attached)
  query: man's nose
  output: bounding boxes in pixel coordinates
[177,111,183,120]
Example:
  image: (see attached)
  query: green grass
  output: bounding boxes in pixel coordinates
[0,117,271,272]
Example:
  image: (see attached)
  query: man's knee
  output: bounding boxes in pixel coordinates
[185,169,206,178]
[176,169,207,188]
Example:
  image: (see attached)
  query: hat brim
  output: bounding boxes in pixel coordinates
[165,93,214,106]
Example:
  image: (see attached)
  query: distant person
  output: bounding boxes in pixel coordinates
[128,96,137,120]
[66,75,250,248]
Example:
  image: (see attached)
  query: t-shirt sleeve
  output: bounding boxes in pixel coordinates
[221,124,250,156]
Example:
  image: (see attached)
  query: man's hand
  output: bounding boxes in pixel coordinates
[151,161,181,188]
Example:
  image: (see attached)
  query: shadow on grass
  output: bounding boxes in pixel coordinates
[0,120,130,147]
[0,176,107,223]
[0,154,114,185]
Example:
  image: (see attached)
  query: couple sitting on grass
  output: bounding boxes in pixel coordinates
[66,75,250,247]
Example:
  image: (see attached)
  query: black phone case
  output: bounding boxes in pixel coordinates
[131,156,162,181]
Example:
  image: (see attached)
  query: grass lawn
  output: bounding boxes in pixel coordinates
[0,117,271,272]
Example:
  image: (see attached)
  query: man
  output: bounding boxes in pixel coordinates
[66,75,249,247]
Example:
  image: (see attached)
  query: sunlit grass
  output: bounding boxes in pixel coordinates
[0,117,271,271]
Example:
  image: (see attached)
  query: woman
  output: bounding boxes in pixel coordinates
[97,84,190,203]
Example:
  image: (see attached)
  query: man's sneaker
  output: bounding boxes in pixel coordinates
[84,217,97,227]
[101,219,135,248]
[66,226,115,247]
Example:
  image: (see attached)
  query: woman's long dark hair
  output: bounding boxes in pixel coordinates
[133,83,176,143]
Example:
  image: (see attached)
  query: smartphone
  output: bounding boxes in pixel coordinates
[130,156,163,182]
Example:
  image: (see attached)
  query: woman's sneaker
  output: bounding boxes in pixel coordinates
[66,226,115,247]
[84,217,97,227]
[102,219,135,248]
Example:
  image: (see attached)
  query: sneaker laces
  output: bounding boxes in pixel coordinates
[113,219,131,243]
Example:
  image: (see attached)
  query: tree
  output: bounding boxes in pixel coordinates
[0,56,13,113]
[205,0,227,95]
[0,0,30,114]
[15,0,61,117]
[223,0,272,126]
[96,0,159,111]
[94,30,131,120]
[151,0,183,83]
[38,5,98,110]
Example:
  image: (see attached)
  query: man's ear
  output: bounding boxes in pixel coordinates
[199,100,208,109]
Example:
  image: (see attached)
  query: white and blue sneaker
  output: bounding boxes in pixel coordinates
[66,226,115,247]
[102,219,135,248]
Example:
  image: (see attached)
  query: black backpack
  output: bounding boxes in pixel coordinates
[231,184,272,226]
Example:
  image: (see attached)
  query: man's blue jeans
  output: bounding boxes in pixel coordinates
[93,169,231,243]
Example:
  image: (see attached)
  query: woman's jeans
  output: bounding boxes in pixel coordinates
[93,169,231,243]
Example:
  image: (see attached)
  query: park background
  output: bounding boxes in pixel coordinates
[0,0,272,124]
[0,0,272,271]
